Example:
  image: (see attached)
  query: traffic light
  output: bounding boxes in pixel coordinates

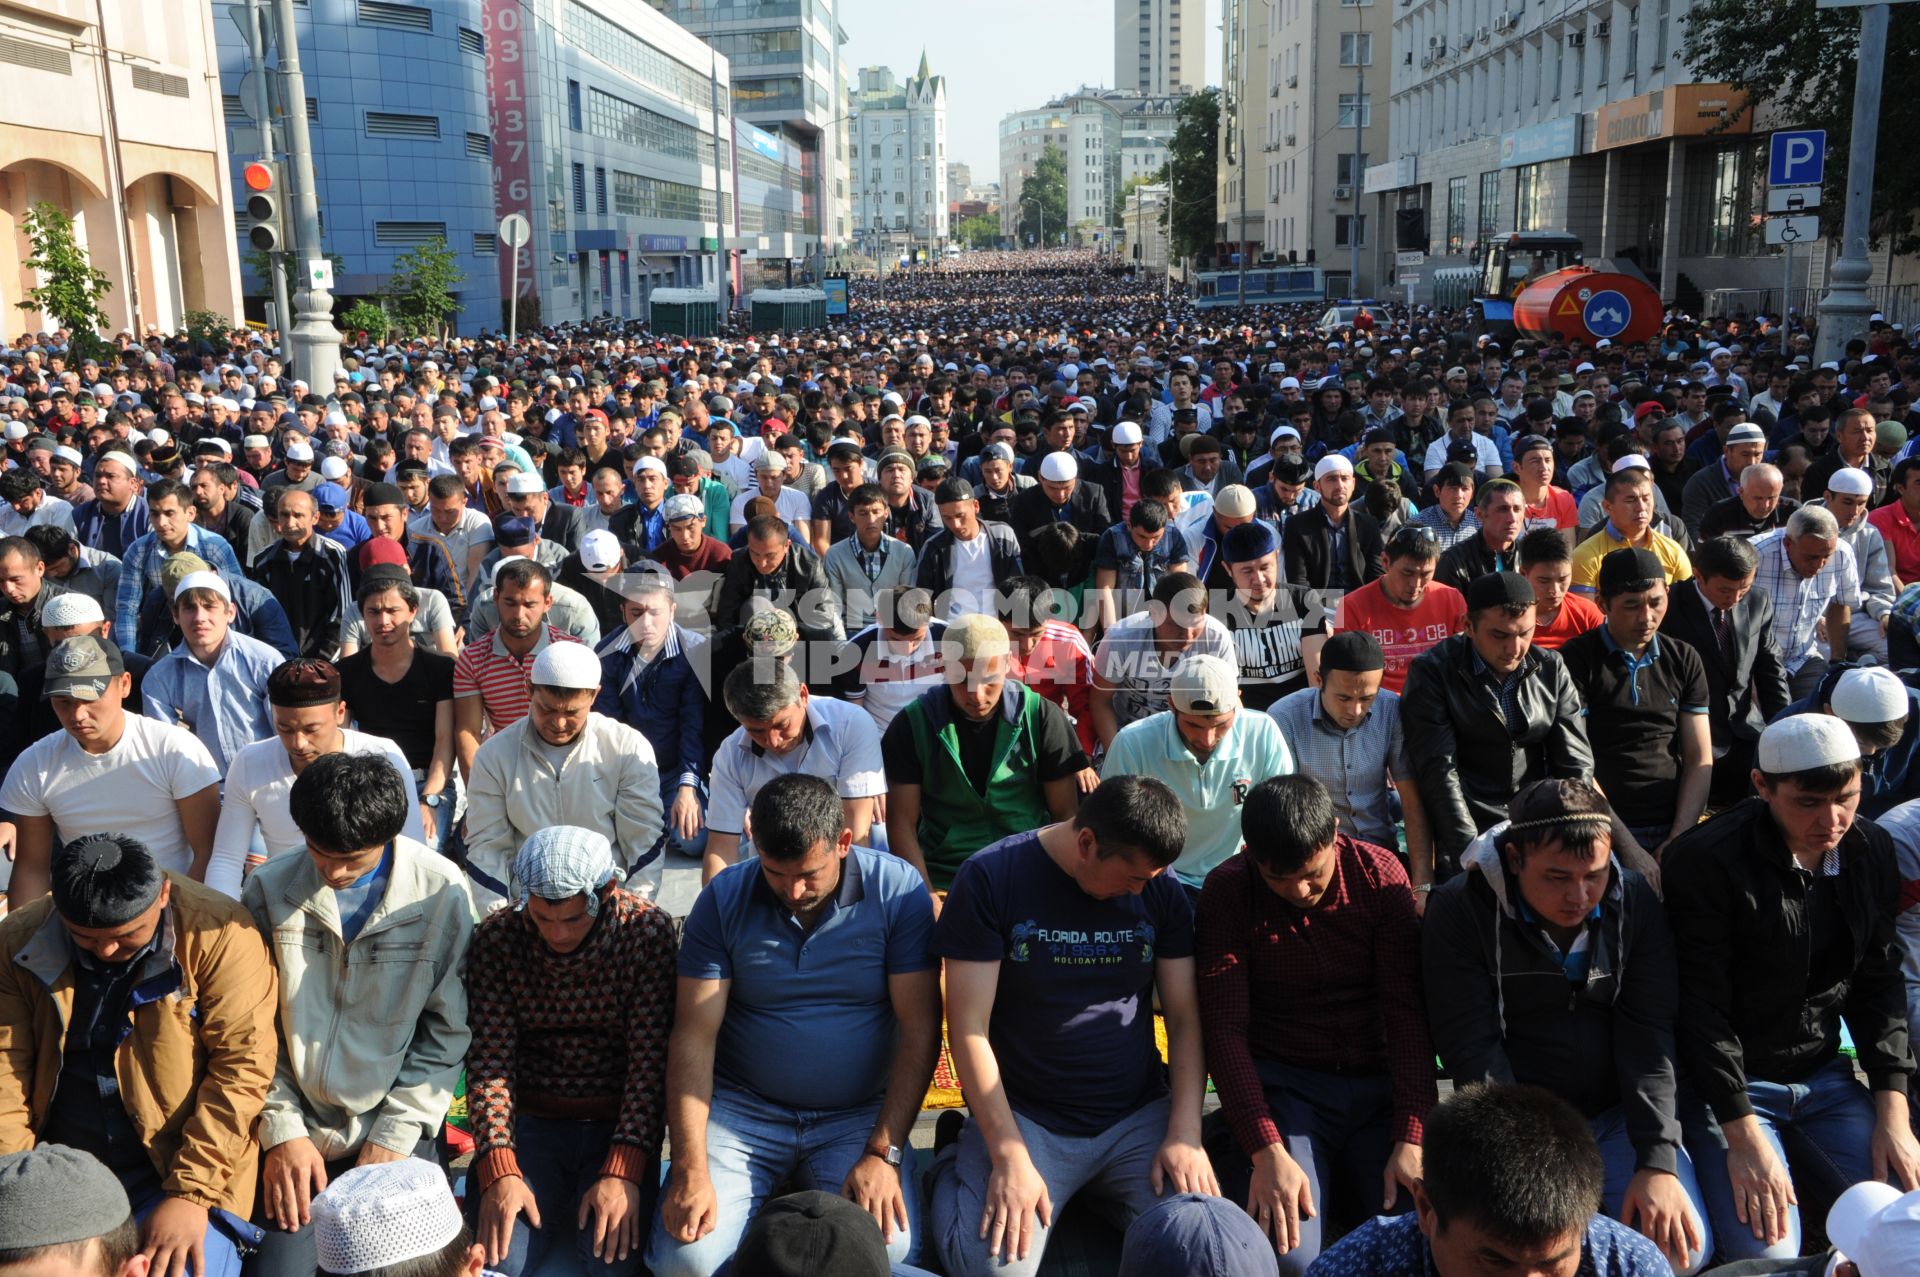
[243,161,284,252]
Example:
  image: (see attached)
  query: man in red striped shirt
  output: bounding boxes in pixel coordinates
[1196,774,1436,1276]
[453,557,581,778]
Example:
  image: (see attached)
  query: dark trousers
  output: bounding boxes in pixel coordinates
[1211,1061,1409,1277]
[250,1136,437,1277]
[1708,738,1758,810]
[484,1116,657,1277]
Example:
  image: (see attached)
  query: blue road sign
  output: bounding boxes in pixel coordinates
[1583,290,1631,339]
[1769,130,1827,187]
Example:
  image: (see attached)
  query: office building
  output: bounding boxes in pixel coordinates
[1256,0,1391,295]
[998,88,1182,242]
[0,1,241,335]
[850,57,948,258]
[648,0,849,273]
[1123,182,1171,273]
[1216,0,1270,276]
[1368,0,1808,307]
[1115,0,1201,96]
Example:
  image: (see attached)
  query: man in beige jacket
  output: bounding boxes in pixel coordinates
[242,750,473,1277]
[463,641,663,910]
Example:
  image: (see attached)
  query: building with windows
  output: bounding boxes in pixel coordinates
[998,88,1182,244]
[1115,0,1201,96]
[1241,0,1391,296]
[850,57,948,260]
[1123,182,1171,273]
[1367,0,1816,309]
[647,0,849,275]
[0,0,241,336]
[214,0,499,334]
[1216,0,1270,278]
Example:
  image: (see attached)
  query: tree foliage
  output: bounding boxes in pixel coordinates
[244,248,346,299]
[954,213,1000,249]
[387,238,465,339]
[1016,142,1068,246]
[1684,0,1920,252]
[1164,88,1220,264]
[339,299,390,345]
[15,203,112,359]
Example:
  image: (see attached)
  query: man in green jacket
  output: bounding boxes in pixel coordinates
[881,613,1088,896]
[242,751,473,1277]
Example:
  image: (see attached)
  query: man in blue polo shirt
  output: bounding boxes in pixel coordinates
[649,773,941,1276]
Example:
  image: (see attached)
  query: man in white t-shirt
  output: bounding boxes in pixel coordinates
[727,452,813,542]
[0,634,220,904]
[207,656,421,898]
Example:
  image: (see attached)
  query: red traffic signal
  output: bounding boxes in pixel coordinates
[243,162,275,193]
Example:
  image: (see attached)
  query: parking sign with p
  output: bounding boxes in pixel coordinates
[1769,130,1827,188]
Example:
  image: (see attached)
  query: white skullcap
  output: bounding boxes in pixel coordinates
[1314,455,1354,481]
[148,429,171,447]
[1110,421,1143,446]
[53,446,84,467]
[1610,454,1652,474]
[1037,451,1078,482]
[1214,484,1257,518]
[1758,714,1860,773]
[633,455,668,477]
[172,571,231,602]
[2,422,27,443]
[503,470,545,495]
[319,457,350,481]
[530,640,601,690]
[1270,426,1301,444]
[579,529,621,572]
[1829,1182,1920,1277]
[40,593,104,628]
[312,1159,462,1275]
[1830,667,1909,725]
[242,434,271,450]
[1827,467,1873,498]
[284,441,315,463]
[95,450,141,478]
[1279,376,1301,390]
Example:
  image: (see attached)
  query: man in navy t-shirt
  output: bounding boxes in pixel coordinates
[927,774,1218,1277]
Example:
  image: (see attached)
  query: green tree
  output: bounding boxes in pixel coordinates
[14,202,112,358]
[1164,88,1220,264]
[388,238,465,339]
[338,299,390,345]
[1016,142,1068,246]
[244,248,345,299]
[954,213,1000,249]
[1684,0,1920,252]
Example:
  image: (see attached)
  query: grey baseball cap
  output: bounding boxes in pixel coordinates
[42,635,125,701]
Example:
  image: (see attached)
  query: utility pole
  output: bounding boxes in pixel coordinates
[1815,2,1888,366]
[243,0,290,339]
[272,0,339,383]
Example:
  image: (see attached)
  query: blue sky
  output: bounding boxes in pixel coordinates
[835,0,1224,178]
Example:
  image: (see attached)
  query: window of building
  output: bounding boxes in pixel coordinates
[1624,6,1640,79]
[572,163,586,213]
[611,170,724,222]
[1446,176,1468,253]
[1336,93,1371,128]
[1336,152,1369,186]
[585,87,724,167]
[1334,215,1366,246]
[1654,0,1669,65]
[567,80,582,131]
[1478,171,1500,242]
[1681,140,1766,258]
[1339,33,1371,65]
[1514,163,1548,231]
[1596,27,1609,87]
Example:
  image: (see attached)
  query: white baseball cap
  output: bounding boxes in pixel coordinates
[578,529,622,572]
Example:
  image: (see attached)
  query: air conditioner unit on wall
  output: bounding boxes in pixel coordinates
[1334,184,1354,199]
[1594,19,1610,36]
[1460,31,1474,48]
[1494,12,1513,32]
[1478,24,1490,41]
[1567,30,1585,46]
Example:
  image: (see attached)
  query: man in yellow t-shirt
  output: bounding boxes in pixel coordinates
[1571,461,1692,595]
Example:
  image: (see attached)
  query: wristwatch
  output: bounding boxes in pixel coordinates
[424,793,444,809]
[865,1144,903,1168]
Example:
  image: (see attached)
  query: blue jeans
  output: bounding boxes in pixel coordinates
[130,1188,249,1277]
[660,780,708,861]
[1589,1105,1713,1276]
[1213,1062,1408,1277]
[928,1097,1169,1277]
[1682,1057,1876,1262]
[645,1084,919,1277]
[489,1116,657,1277]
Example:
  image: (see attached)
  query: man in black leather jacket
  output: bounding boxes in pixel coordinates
[1400,571,1594,877]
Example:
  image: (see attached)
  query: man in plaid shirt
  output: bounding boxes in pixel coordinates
[1194,774,1436,1276]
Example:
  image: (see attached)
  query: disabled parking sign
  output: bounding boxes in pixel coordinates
[1582,289,1631,340]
